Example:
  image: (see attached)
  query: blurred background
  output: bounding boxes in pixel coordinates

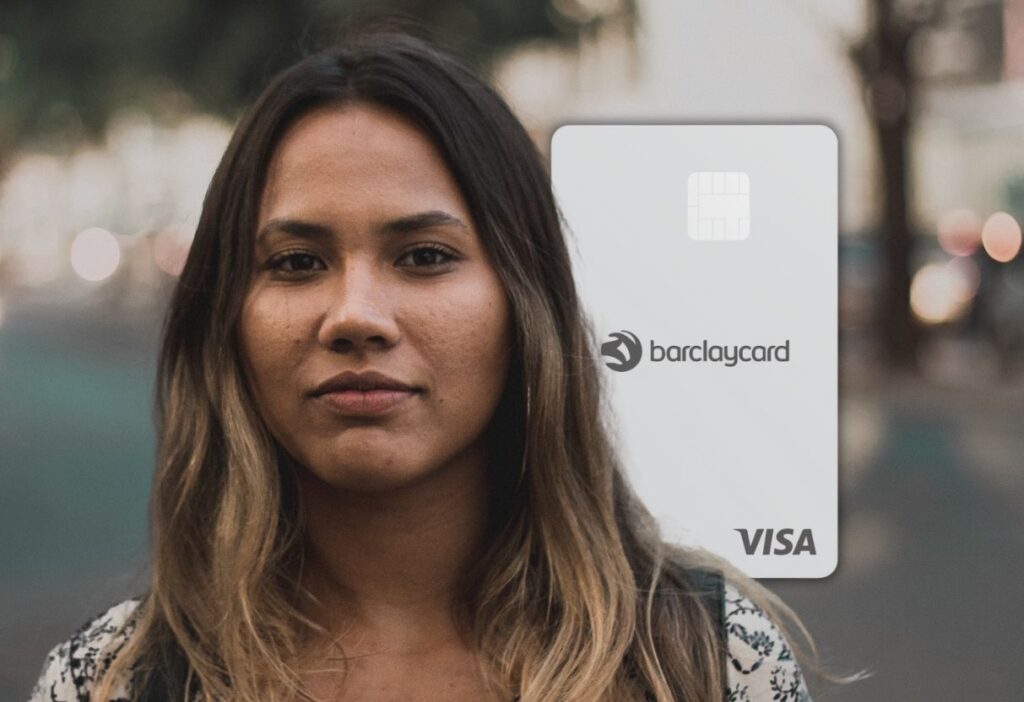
[1,0,1022,699]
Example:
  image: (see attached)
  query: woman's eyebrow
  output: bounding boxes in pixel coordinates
[256,219,332,247]
[380,210,469,235]
[255,210,469,246]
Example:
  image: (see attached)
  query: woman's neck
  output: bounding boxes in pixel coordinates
[296,440,491,655]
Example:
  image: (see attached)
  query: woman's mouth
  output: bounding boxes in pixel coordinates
[313,388,418,417]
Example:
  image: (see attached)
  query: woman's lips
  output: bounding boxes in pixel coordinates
[314,388,417,416]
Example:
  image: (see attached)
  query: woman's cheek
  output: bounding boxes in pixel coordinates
[430,311,498,380]
[242,297,303,404]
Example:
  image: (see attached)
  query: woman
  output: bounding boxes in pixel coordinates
[30,31,818,702]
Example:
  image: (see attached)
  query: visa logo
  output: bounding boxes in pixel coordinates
[735,528,817,555]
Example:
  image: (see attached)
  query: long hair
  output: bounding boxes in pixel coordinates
[96,30,820,702]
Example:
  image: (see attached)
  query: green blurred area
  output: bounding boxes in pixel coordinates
[0,310,154,584]
[0,0,626,158]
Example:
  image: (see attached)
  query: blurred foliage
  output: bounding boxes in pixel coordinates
[0,0,631,157]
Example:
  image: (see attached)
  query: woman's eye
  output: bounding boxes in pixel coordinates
[267,251,326,274]
[397,245,457,270]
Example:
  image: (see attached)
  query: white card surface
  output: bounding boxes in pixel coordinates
[551,125,838,578]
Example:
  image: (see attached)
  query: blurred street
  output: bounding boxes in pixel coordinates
[775,358,1024,700]
[0,299,157,699]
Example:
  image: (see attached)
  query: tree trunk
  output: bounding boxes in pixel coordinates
[852,0,922,373]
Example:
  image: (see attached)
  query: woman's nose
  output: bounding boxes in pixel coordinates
[316,260,400,353]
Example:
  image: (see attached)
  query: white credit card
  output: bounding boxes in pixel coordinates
[551,124,837,578]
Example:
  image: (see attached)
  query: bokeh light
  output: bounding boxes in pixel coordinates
[910,260,976,325]
[70,227,121,282]
[947,256,980,303]
[980,211,1022,263]
[937,208,982,257]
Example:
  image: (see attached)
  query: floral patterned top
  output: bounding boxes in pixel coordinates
[28,584,810,701]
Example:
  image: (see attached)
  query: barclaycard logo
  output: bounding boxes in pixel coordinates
[601,330,642,372]
[601,330,790,372]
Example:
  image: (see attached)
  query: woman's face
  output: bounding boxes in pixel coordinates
[240,103,512,492]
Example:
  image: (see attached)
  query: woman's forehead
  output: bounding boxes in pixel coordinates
[259,103,469,224]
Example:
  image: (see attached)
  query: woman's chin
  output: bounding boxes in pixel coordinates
[300,458,433,494]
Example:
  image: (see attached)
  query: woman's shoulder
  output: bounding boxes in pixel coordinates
[722,581,811,702]
[28,598,142,702]
[28,586,811,701]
